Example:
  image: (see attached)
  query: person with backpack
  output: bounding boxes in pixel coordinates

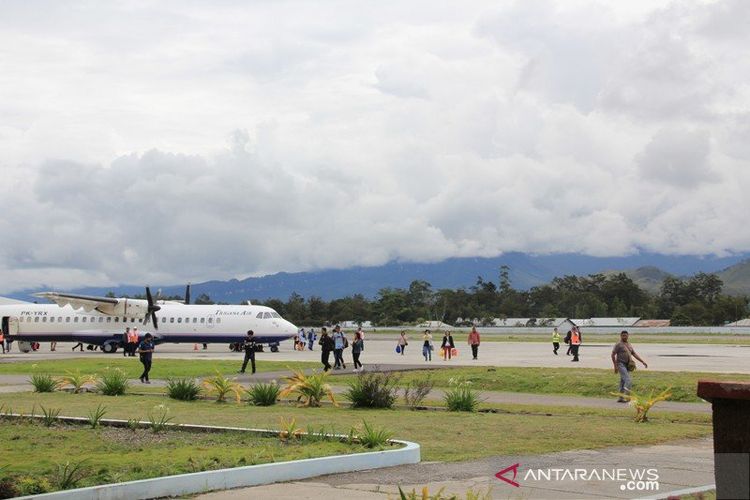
[564,330,572,356]
[570,327,582,362]
[318,327,334,371]
[332,325,347,370]
[611,330,648,402]
[238,330,257,374]
[307,328,316,351]
[441,331,455,360]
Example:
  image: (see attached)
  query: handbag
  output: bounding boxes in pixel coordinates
[395,345,401,354]
[627,359,636,372]
[451,348,458,357]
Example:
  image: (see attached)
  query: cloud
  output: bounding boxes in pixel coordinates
[0,0,749,292]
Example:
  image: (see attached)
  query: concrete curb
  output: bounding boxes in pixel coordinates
[10,415,420,500]
[635,483,715,499]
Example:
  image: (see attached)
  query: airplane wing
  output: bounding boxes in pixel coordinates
[0,296,31,305]
[33,292,122,314]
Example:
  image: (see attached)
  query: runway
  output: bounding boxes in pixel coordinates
[3,338,749,374]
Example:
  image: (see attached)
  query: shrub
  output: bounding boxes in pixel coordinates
[86,404,107,428]
[613,387,673,423]
[403,375,434,409]
[444,379,480,412]
[358,420,393,449]
[246,382,280,406]
[127,417,141,432]
[96,368,129,396]
[202,372,243,403]
[0,478,19,499]
[166,377,201,401]
[40,405,61,427]
[59,370,97,393]
[344,370,400,409]
[17,476,52,495]
[278,417,303,442]
[147,405,174,433]
[29,372,59,393]
[279,369,337,407]
[53,460,90,490]
[398,486,492,500]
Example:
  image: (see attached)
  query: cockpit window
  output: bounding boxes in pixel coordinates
[256,312,263,319]
[263,312,272,319]
[271,312,281,318]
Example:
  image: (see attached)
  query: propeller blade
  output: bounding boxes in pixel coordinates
[151,311,159,330]
[144,286,161,328]
[185,283,191,305]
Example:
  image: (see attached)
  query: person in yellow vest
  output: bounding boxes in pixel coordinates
[552,327,561,355]
[570,327,582,362]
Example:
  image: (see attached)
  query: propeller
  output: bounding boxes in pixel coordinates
[184,283,191,305]
[144,286,161,330]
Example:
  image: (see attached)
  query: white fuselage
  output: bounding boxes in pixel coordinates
[0,302,297,348]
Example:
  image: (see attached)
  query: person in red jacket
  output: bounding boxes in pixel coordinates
[468,327,481,360]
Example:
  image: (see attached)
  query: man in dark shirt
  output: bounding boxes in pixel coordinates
[137,333,155,383]
[611,330,648,402]
[239,330,257,374]
[318,327,334,371]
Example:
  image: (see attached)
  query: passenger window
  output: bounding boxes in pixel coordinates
[170,318,174,323]
[208,318,213,324]
[82,317,87,323]
[42,317,47,322]
[184,317,189,323]
[200,318,205,324]
[193,318,197,323]
[177,318,182,323]
[66,317,71,323]
[114,317,119,323]
[107,317,112,323]
[216,318,221,324]
[58,316,63,322]
[161,317,166,323]
[271,313,280,318]
[74,317,79,323]
[99,317,104,323]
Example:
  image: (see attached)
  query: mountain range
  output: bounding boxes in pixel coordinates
[8,252,750,303]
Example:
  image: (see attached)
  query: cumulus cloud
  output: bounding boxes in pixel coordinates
[0,0,749,293]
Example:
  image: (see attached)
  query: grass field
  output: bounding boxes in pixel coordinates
[336,366,750,402]
[0,359,317,378]
[0,419,360,493]
[0,392,712,462]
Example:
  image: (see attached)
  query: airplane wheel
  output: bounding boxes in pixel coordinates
[18,341,32,353]
[102,342,117,354]
[270,345,279,353]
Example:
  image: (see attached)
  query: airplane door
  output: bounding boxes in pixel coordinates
[2,317,19,336]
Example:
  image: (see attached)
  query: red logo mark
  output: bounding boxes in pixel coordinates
[495,463,521,487]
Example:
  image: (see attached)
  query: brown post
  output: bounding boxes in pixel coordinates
[697,381,750,499]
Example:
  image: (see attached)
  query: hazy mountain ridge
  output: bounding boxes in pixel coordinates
[10,252,750,303]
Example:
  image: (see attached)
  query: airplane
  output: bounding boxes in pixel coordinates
[0,286,298,354]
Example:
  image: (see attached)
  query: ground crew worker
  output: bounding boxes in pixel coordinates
[570,327,582,362]
[0,329,5,354]
[239,330,257,374]
[552,327,561,355]
[122,327,131,357]
[128,328,140,357]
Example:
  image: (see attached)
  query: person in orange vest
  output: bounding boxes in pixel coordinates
[0,329,5,354]
[570,327,582,362]
[467,327,481,360]
[129,328,140,357]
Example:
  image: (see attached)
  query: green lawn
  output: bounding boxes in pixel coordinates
[336,366,750,403]
[0,359,317,378]
[0,419,360,494]
[0,392,711,462]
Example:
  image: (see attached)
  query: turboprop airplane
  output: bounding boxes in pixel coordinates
[0,286,298,354]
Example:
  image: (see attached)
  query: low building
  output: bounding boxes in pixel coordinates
[492,317,576,331]
[633,319,671,327]
[417,321,454,330]
[572,317,640,328]
[725,318,750,327]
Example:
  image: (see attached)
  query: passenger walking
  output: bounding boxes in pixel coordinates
[570,327,582,362]
[122,327,131,357]
[422,329,433,361]
[332,325,346,370]
[319,328,334,371]
[351,331,364,371]
[612,330,648,402]
[239,330,257,374]
[137,333,155,384]
[468,327,481,360]
[307,328,316,351]
[398,331,408,355]
[564,330,572,355]
[441,331,455,360]
[552,327,561,355]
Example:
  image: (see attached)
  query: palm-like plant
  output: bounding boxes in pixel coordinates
[612,387,672,422]
[58,370,97,394]
[202,372,243,403]
[277,417,303,442]
[279,369,337,407]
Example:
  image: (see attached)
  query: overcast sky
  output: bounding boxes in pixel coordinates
[1,0,749,293]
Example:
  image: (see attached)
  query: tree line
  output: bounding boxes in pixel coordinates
[119,267,750,327]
